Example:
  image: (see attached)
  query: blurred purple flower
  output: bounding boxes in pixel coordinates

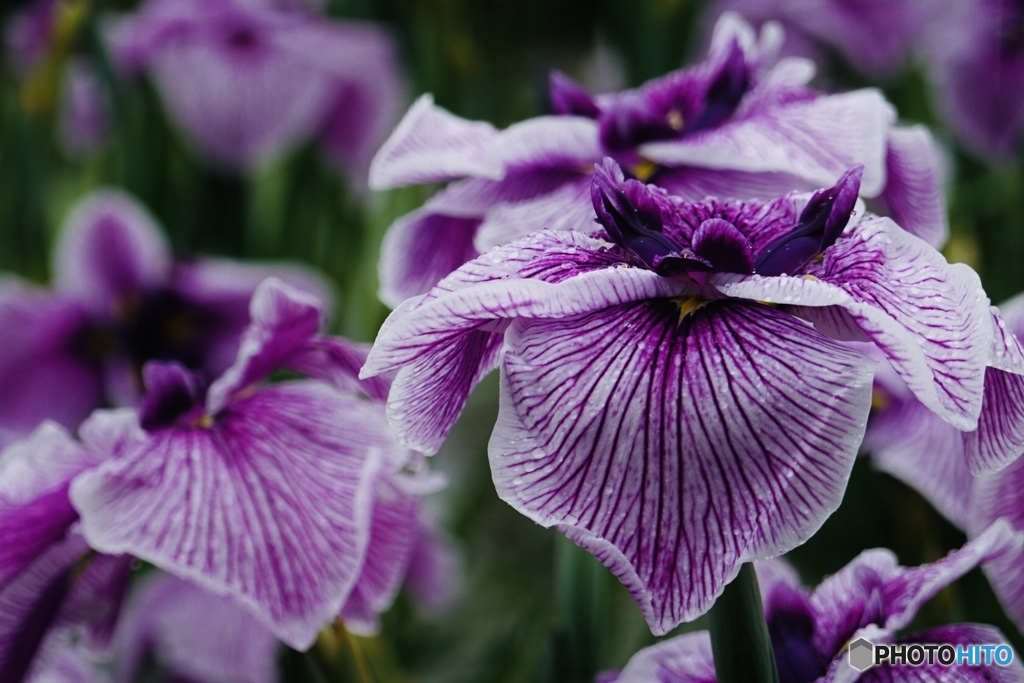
[112,572,278,683]
[369,14,947,307]
[705,0,925,80]
[0,422,132,683]
[0,189,327,446]
[361,160,996,634]
[68,278,444,650]
[602,523,1024,682]
[110,0,403,180]
[58,58,110,156]
[918,0,1024,160]
[3,0,56,74]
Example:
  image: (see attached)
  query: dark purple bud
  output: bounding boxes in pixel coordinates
[687,39,751,135]
[753,166,863,276]
[598,39,751,151]
[591,158,697,276]
[2,566,73,683]
[139,361,206,431]
[692,218,754,274]
[549,71,601,118]
[765,582,828,683]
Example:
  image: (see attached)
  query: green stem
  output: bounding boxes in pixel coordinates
[709,563,780,683]
[554,534,608,683]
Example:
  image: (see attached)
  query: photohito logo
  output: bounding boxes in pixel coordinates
[848,637,1015,671]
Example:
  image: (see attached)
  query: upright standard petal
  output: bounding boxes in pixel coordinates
[52,191,171,316]
[205,277,324,413]
[70,383,382,650]
[874,126,949,249]
[491,299,875,633]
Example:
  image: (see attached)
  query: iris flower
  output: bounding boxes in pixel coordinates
[111,0,403,182]
[0,189,325,447]
[602,523,1024,683]
[867,292,1024,644]
[362,158,1014,634]
[918,0,1024,160]
[1,279,447,681]
[369,13,946,307]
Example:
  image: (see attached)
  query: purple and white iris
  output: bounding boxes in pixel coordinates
[369,13,947,307]
[0,277,449,681]
[111,0,403,182]
[867,292,1024,643]
[601,522,1024,683]
[917,0,1024,160]
[362,158,1006,634]
[706,0,924,79]
[0,189,326,446]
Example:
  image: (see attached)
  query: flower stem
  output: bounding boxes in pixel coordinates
[708,562,780,683]
[554,534,607,683]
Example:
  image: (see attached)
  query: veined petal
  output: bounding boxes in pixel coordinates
[369,94,503,189]
[342,475,420,636]
[70,383,383,650]
[964,368,1024,475]
[378,210,482,308]
[473,175,594,253]
[639,90,891,196]
[205,278,325,414]
[494,115,601,171]
[0,424,101,586]
[864,355,973,529]
[0,535,87,683]
[611,632,716,683]
[810,521,1020,658]
[713,217,991,430]
[364,231,687,454]
[874,126,949,249]
[971,457,1024,634]
[53,191,172,315]
[491,300,874,633]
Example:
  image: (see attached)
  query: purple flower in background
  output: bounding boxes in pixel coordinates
[68,278,438,649]
[111,0,403,181]
[369,13,947,307]
[361,159,999,634]
[58,58,110,156]
[602,523,1024,683]
[0,422,132,683]
[3,0,56,74]
[0,189,326,446]
[918,0,1024,160]
[112,572,278,683]
[706,0,925,79]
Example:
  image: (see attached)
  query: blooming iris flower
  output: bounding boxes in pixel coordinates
[918,0,1024,160]
[601,523,1024,683]
[111,0,403,181]
[0,278,449,680]
[0,189,326,446]
[866,292,1024,643]
[369,14,947,307]
[362,158,1014,634]
[705,0,924,80]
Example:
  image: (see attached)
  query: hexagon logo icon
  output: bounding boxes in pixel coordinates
[849,638,875,671]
